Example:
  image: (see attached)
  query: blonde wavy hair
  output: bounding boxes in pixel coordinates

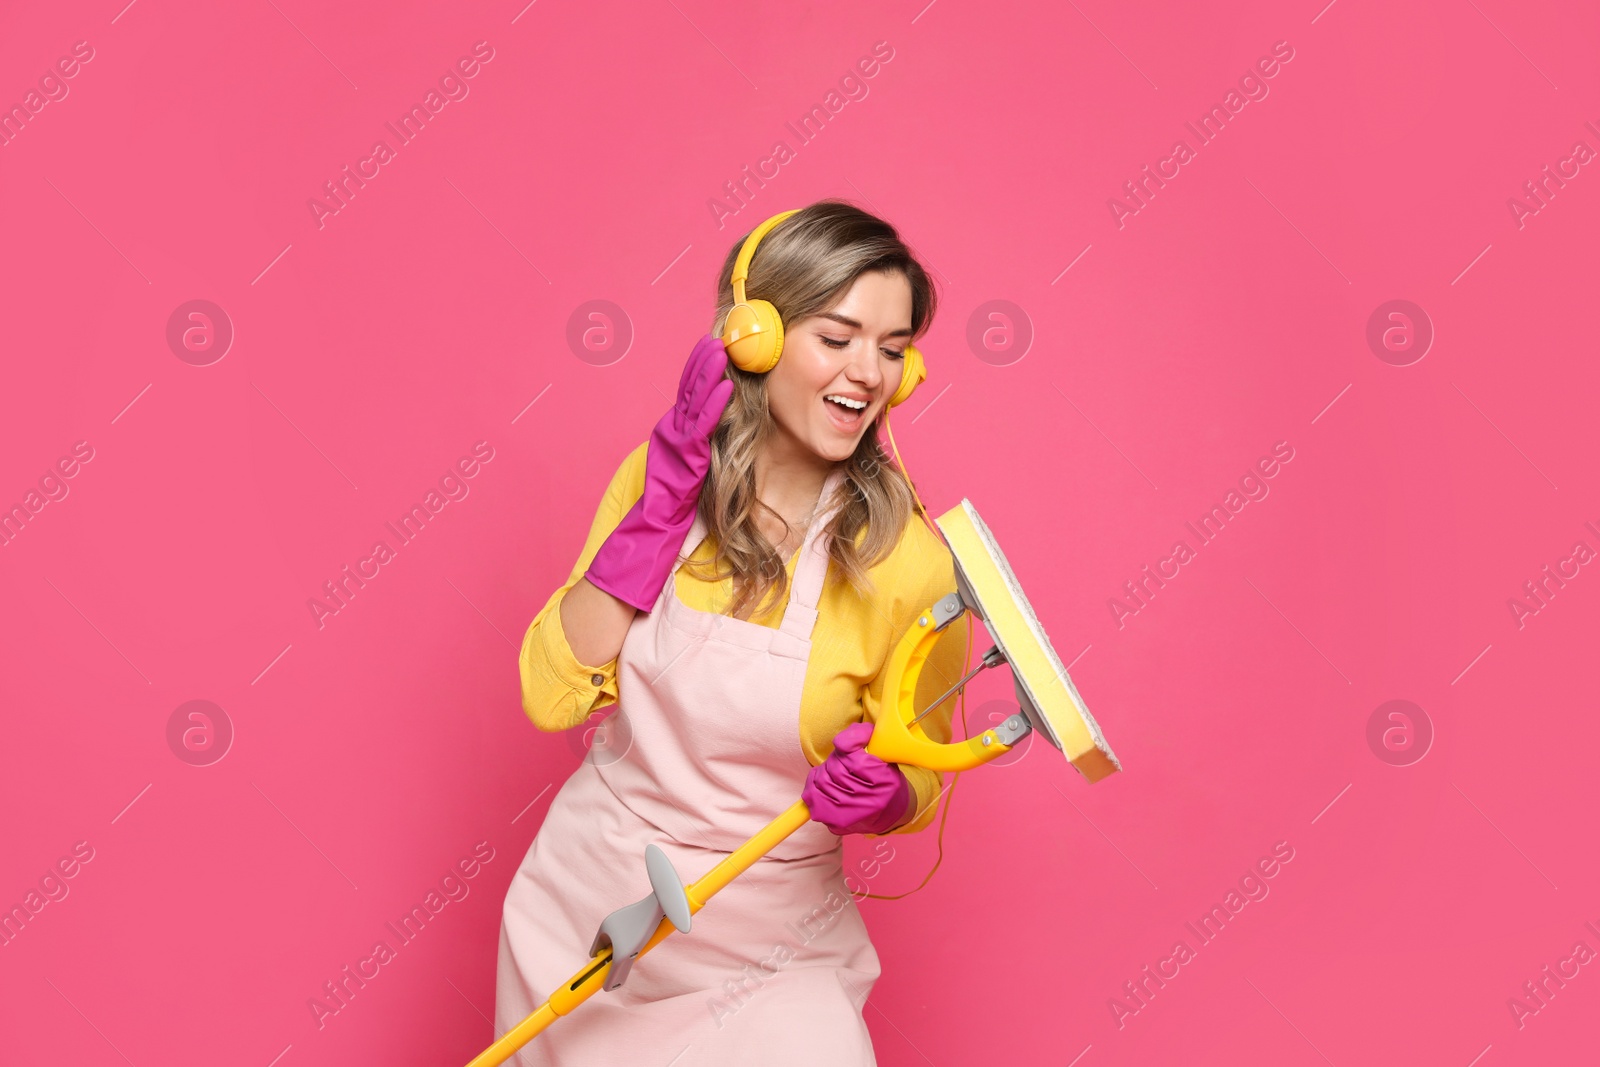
[682,199,939,620]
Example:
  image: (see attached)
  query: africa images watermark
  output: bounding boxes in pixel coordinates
[706,40,896,230]
[1505,119,1600,231]
[1108,441,1296,629]
[306,841,496,1029]
[0,440,96,550]
[1107,40,1297,229]
[307,41,497,230]
[1506,520,1598,630]
[704,837,897,1029]
[1109,840,1297,1029]
[1,840,97,949]
[0,40,96,148]
[307,441,496,629]
[1505,917,1600,1031]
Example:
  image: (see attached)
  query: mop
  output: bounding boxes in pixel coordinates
[465,499,1121,1066]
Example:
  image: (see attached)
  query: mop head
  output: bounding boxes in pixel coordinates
[936,499,1122,783]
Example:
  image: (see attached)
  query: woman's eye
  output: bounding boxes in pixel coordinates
[819,335,902,359]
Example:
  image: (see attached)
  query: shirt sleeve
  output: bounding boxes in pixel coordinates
[862,515,974,837]
[518,441,647,732]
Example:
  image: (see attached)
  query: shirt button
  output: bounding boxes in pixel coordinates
[591,673,605,686]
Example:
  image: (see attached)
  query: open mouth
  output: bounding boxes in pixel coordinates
[822,394,869,433]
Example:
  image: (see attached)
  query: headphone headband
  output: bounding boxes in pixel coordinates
[722,206,926,411]
[730,209,799,306]
[718,205,936,531]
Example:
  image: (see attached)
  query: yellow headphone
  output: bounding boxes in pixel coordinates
[721,209,927,407]
[720,208,936,527]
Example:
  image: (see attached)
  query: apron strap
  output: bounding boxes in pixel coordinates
[675,515,709,579]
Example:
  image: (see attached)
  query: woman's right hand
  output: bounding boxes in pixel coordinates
[584,334,735,614]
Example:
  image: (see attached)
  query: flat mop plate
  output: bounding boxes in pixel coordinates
[937,499,1122,783]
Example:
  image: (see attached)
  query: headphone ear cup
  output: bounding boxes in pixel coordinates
[722,299,785,374]
[887,343,926,408]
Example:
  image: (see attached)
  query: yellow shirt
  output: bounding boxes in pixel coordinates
[518,440,972,835]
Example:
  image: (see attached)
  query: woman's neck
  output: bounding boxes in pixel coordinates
[753,437,833,520]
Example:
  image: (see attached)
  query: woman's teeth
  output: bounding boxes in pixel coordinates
[824,394,866,431]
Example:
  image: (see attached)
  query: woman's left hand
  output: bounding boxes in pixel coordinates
[801,722,914,836]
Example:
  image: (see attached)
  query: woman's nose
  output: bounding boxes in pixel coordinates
[847,343,886,388]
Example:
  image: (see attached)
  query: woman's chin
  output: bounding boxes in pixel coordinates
[809,428,859,461]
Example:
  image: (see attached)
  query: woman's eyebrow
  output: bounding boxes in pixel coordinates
[818,311,913,337]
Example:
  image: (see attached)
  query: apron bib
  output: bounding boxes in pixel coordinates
[496,466,881,1065]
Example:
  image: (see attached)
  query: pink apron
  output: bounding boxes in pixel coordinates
[496,466,881,1065]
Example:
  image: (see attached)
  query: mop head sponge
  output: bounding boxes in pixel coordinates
[937,499,1122,783]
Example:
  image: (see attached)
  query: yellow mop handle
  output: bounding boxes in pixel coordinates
[464,606,1026,1065]
[464,799,814,1067]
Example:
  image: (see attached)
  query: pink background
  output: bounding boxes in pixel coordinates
[3,0,1597,1064]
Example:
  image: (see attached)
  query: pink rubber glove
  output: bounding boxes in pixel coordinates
[585,334,735,613]
[801,722,915,836]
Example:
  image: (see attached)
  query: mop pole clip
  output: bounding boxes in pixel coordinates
[587,844,694,991]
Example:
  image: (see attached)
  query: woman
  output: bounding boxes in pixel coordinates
[496,201,970,1065]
